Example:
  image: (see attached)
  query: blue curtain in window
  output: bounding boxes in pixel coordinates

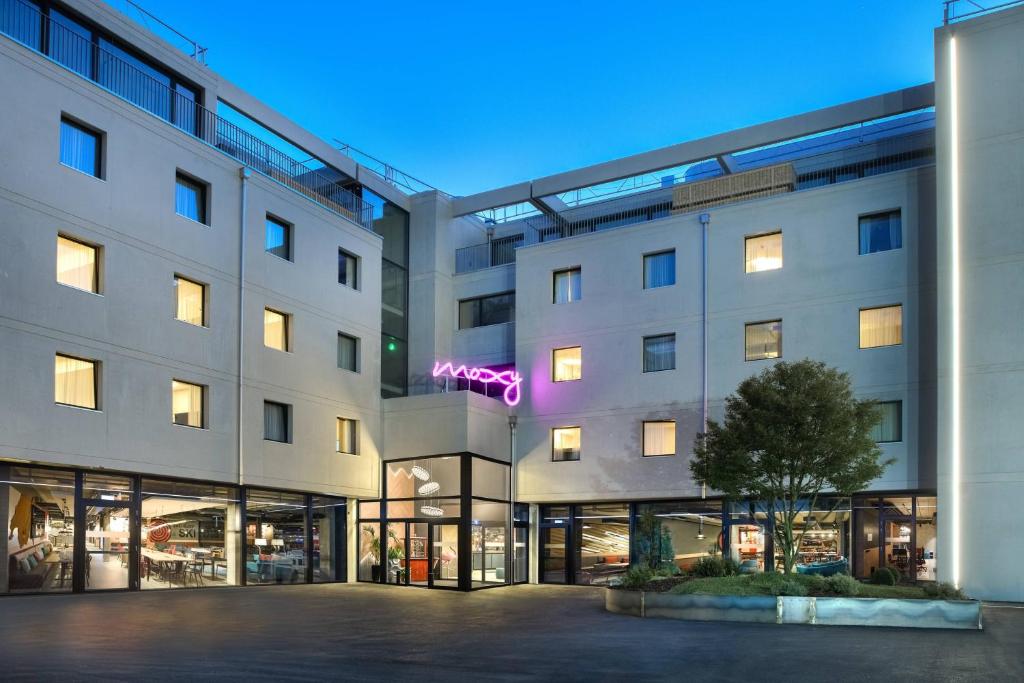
[59,121,97,175]
[644,335,676,372]
[1,0,42,49]
[644,251,675,288]
[175,180,200,221]
[859,213,902,254]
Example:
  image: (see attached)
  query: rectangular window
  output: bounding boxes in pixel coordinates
[643,334,676,372]
[552,267,581,304]
[264,308,289,351]
[552,346,582,382]
[175,173,207,224]
[859,211,902,255]
[338,249,358,289]
[870,401,902,443]
[265,215,292,260]
[54,353,97,410]
[643,421,676,457]
[458,292,515,329]
[860,305,902,348]
[643,250,676,289]
[552,427,581,462]
[745,320,782,360]
[59,118,101,177]
[174,275,205,326]
[171,380,205,428]
[337,333,359,372]
[56,235,98,292]
[336,417,358,454]
[745,232,783,273]
[263,401,290,443]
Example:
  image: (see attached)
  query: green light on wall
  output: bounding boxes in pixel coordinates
[387,341,397,352]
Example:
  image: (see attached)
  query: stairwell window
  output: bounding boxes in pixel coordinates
[59,117,102,178]
[54,353,98,410]
[745,320,782,360]
[643,250,676,289]
[552,427,581,462]
[172,380,205,429]
[643,420,676,457]
[553,267,581,304]
[263,401,290,443]
[859,210,902,255]
[337,417,358,455]
[745,232,782,273]
[860,305,902,348]
[56,235,99,293]
[175,172,208,224]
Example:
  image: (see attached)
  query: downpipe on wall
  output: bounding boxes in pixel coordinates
[238,167,251,485]
[699,212,711,500]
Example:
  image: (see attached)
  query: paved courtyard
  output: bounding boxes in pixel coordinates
[0,584,1021,681]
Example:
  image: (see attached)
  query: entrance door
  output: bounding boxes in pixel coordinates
[408,522,429,587]
[430,523,459,589]
[472,523,507,586]
[882,515,915,582]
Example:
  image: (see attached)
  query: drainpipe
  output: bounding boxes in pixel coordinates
[237,167,251,485]
[508,414,518,581]
[699,212,711,501]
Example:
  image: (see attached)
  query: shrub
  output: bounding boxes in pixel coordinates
[690,556,739,578]
[922,582,966,600]
[823,573,861,596]
[870,567,897,586]
[802,574,828,593]
[769,577,808,596]
[620,567,653,590]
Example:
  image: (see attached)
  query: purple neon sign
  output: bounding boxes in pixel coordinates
[432,361,523,407]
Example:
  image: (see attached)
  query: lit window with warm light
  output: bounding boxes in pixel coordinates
[552,346,582,382]
[174,275,205,326]
[264,308,289,351]
[859,305,902,348]
[55,353,97,410]
[56,235,98,292]
[172,380,205,428]
[745,320,782,361]
[337,417,358,454]
[745,232,783,273]
[552,427,581,461]
[643,420,676,457]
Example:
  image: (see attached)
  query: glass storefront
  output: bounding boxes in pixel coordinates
[2,466,76,593]
[853,494,937,582]
[539,504,631,586]
[635,500,723,573]
[312,496,346,583]
[246,489,308,585]
[771,497,851,573]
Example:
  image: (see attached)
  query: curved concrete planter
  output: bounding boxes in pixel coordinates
[605,589,982,630]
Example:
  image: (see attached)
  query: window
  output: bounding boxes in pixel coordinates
[458,292,515,329]
[552,427,581,462]
[174,275,205,326]
[553,267,581,304]
[338,249,358,289]
[643,421,676,457]
[263,401,290,443]
[745,232,782,273]
[59,118,101,177]
[265,215,292,260]
[643,250,675,289]
[171,380,205,428]
[264,308,289,351]
[175,172,207,224]
[337,333,359,372]
[54,354,97,410]
[871,401,902,443]
[859,305,902,348]
[859,211,902,255]
[643,334,676,372]
[56,235,98,292]
[337,417,358,454]
[552,346,582,382]
[745,320,782,360]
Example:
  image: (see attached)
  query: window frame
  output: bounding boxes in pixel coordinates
[458,291,515,330]
[54,352,99,411]
[58,115,103,179]
[173,274,207,327]
[744,231,783,274]
[265,213,293,261]
[643,249,676,290]
[858,209,903,256]
[336,417,359,455]
[337,332,360,373]
[338,248,359,290]
[642,333,677,373]
[744,319,783,361]
[551,426,581,462]
[171,379,207,430]
[551,346,582,383]
[263,400,291,443]
[263,307,291,352]
[858,304,903,349]
[642,420,677,457]
[56,233,101,294]
[871,400,903,443]
[552,267,582,304]
[174,170,209,225]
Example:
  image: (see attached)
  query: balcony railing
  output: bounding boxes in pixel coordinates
[0,0,373,229]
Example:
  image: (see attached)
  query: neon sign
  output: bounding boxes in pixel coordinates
[432,361,523,407]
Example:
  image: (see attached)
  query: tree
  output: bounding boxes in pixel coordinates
[691,359,892,574]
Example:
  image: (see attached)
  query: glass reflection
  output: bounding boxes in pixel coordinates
[245,490,307,585]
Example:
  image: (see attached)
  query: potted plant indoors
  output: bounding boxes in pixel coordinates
[362,525,382,582]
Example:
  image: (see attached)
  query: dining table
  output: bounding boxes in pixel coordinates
[141,548,187,581]
[43,549,73,588]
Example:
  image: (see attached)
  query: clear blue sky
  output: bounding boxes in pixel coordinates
[121,0,939,196]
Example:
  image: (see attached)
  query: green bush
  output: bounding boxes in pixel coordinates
[770,578,808,596]
[690,556,739,578]
[922,582,966,600]
[823,573,861,596]
[870,567,897,586]
[620,567,654,590]
[802,574,828,593]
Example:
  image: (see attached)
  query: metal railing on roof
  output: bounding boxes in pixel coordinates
[334,139,444,197]
[123,1,207,64]
[0,0,373,229]
[944,0,1024,23]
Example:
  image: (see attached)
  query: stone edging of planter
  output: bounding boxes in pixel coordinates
[605,589,982,630]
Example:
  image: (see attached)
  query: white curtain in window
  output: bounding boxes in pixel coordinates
[860,306,902,348]
[871,402,901,442]
[644,252,675,289]
[644,335,676,372]
[553,269,581,303]
[264,402,287,442]
[172,381,202,427]
[337,334,357,371]
[644,421,676,456]
[264,309,287,350]
[54,354,95,409]
[56,236,96,291]
[337,418,357,454]
[175,277,204,325]
[745,233,783,273]
[553,347,582,381]
[745,321,782,360]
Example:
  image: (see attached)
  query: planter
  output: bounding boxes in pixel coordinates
[605,589,982,630]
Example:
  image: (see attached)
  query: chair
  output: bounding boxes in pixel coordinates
[184,560,204,587]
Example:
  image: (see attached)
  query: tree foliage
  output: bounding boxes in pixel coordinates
[691,359,892,573]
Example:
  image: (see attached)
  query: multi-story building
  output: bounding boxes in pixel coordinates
[1,0,1021,602]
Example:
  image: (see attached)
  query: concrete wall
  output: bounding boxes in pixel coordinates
[382,391,511,463]
[935,6,1024,601]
